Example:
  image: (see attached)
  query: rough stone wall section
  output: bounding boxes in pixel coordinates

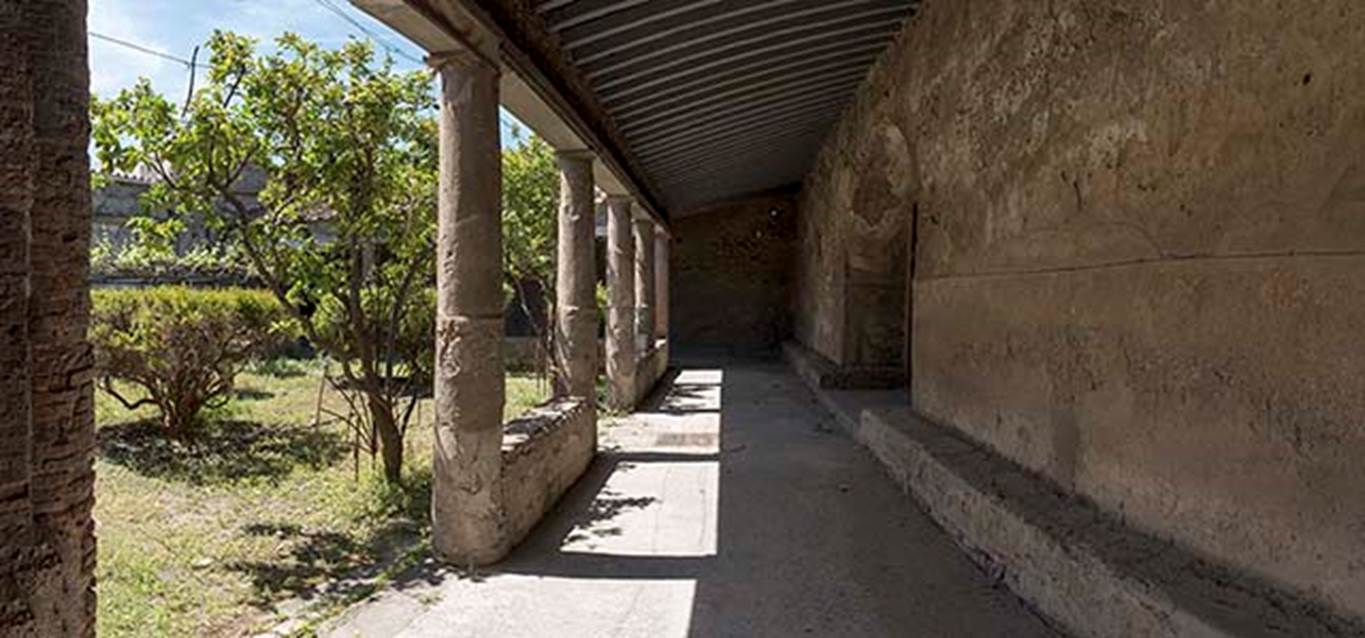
[672,194,796,354]
[499,398,594,553]
[796,0,1365,620]
[0,0,98,635]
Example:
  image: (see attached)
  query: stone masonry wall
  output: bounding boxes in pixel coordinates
[0,0,98,635]
[795,0,1365,619]
[499,398,595,555]
[673,194,796,355]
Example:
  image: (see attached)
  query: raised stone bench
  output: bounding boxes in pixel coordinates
[499,398,595,553]
[793,366,1365,637]
[782,340,902,390]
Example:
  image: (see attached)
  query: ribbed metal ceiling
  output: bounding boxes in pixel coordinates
[536,0,918,213]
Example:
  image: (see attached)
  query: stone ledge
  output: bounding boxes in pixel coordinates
[631,338,670,407]
[501,398,590,458]
[782,340,902,390]
[794,373,1365,637]
[499,398,595,554]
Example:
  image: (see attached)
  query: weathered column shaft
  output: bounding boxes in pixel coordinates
[1,1,98,635]
[633,215,656,352]
[0,0,36,550]
[605,197,637,410]
[553,151,597,400]
[431,50,506,565]
[654,228,669,340]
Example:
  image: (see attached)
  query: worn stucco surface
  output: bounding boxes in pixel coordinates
[673,195,796,355]
[795,0,1365,618]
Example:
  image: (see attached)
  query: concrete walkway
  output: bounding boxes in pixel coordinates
[325,361,1057,637]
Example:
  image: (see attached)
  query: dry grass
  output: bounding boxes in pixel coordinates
[94,359,549,637]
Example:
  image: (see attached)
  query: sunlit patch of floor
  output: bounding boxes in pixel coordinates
[325,364,1055,638]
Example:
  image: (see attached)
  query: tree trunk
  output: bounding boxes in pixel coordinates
[369,393,403,484]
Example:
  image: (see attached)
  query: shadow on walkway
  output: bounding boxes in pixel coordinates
[327,360,1057,637]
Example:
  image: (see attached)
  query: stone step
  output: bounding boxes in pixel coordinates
[797,374,1365,637]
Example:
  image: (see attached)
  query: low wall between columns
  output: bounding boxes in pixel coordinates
[495,340,662,553]
[499,398,596,551]
[631,339,670,407]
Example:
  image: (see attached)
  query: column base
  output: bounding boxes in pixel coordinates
[433,398,596,566]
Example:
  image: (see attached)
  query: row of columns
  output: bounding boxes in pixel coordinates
[607,197,668,411]
[429,49,667,564]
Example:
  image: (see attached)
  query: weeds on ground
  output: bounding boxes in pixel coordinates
[95,360,547,637]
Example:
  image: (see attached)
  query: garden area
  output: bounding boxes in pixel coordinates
[86,29,574,637]
[94,356,547,636]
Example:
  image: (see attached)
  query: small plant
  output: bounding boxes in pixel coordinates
[91,286,294,434]
[90,238,255,284]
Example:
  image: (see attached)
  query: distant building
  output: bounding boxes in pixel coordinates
[91,166,335,284]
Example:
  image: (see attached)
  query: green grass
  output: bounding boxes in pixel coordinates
[94,359,550,637]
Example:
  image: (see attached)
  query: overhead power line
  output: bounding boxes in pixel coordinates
[90,31,206,69]
[91,17,524,137]
[301,0,518,134]
[309,0,425,65]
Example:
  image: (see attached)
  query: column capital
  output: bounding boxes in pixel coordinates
[427,48,500,74]
[554,150,595,176]
[554,148,596,161]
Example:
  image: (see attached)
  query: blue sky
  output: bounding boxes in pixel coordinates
[88,0,523,144]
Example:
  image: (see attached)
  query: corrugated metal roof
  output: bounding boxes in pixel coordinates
[535,0,917,212]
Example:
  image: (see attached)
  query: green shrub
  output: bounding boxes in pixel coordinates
[91,286,295,433]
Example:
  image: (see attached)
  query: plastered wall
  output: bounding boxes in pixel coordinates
[795,0,1365,617]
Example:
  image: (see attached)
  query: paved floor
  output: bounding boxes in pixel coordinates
[325,361,1057,637]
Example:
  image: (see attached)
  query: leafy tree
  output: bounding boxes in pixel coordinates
[92,32,435,483]
[501,129,560,374]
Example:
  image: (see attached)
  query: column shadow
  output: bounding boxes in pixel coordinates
[367,360,1055,636]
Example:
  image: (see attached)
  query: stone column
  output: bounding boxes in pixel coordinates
[633,214,656,352]
[430,49,506,565]
[553,150,597,400]
[0,1,98,634]
[605,196,637,410]
[654,228,669,341]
